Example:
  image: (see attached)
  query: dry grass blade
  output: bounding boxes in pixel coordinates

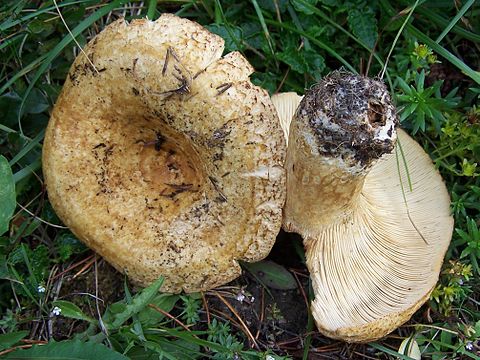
[201,292,211,325]
[0,343,47,357]
[148,304,193,333]
[53,0,99,74]
[211,291,259,350]
[291,269,309,311]
[52,254,95,280]
[254,287,264,340]
[72,256,96,279]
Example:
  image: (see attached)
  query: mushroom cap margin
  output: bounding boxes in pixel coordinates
[42,14,286,293]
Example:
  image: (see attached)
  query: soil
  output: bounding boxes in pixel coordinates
[425,62,473,97]
[46,230,413,359]
[51,259,125,340]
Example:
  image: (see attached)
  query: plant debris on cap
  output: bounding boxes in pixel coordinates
[272,73,453,342]
[42,14,286,293]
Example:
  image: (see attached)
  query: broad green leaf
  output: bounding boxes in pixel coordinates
[3,339,128,359]
[54,231,86,262]
[0,330,29,352]
[277,50,308,74]
[304,50,325,78]
[108,277,164,329]
[291,0,318,15]
[251,72,281,94]
[347,7,378,49]
[243,260,297,290]
[23,88,49,114]
[138,294,179,326]
[156,338,201,359]
[205,24,244,52]
[257,0,288,13]
[277,46,325,77]
[0,93,21,128]
[27,18,55,37]
[0,155,16,235]
[53,300,96,323]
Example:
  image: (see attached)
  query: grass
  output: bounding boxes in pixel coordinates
[0,0,479,359]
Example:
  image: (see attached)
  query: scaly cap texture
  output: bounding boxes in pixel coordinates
[43,14,286,293]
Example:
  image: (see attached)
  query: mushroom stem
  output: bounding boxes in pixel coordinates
[284,152,365,231]
[274,71,453,342]
[283,71,397,236]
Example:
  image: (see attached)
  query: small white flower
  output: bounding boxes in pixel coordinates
[37,285,46,293]
[52,306,62,316]
[265,355,275,360]
[250,296,255,303]
[466,342,474,351]
[236,292,246,303]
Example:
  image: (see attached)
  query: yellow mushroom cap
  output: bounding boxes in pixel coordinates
[272,90,453,342]
[43,14,286,293]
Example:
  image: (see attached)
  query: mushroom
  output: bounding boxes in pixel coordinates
[271,71,453,342]
[42,14,286,293]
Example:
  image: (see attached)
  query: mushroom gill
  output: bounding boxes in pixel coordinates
[272,72,453,342]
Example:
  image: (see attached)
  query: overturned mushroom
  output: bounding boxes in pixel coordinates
[43,14,286,293]
[271,71,453,342]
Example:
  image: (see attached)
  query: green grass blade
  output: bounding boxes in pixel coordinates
[380,0,420,79]
[302,282,314,360]
[213,0,222,23]
[212,0,243,51]
[0,0,94,32]
[8,265,40,307]
[17,0,130,133]
[396,137,413,192]
[0,124,20,134]
[0,155,16,236]
[0,33,23,51]
[12,157,41,183]
[416,7,480,42]
[380,0,480,85]
[174,2,196,17]
[293,0,388,71]
[410,26,480,85]
[146,0,157,20]
[0,54,48,95]
[435,0,476,43]
[8,129,44,167]
[261,18,357,73]
[250,0,276,60]
[287,5,311,51]
[369,342,417,360]
[20,243,37,285]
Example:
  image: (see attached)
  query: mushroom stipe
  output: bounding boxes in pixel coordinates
[43,14,286,293]
[272,72,453,342]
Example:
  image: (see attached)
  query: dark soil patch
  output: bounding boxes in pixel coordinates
[51,257,126,340]
[426,62,473,97]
